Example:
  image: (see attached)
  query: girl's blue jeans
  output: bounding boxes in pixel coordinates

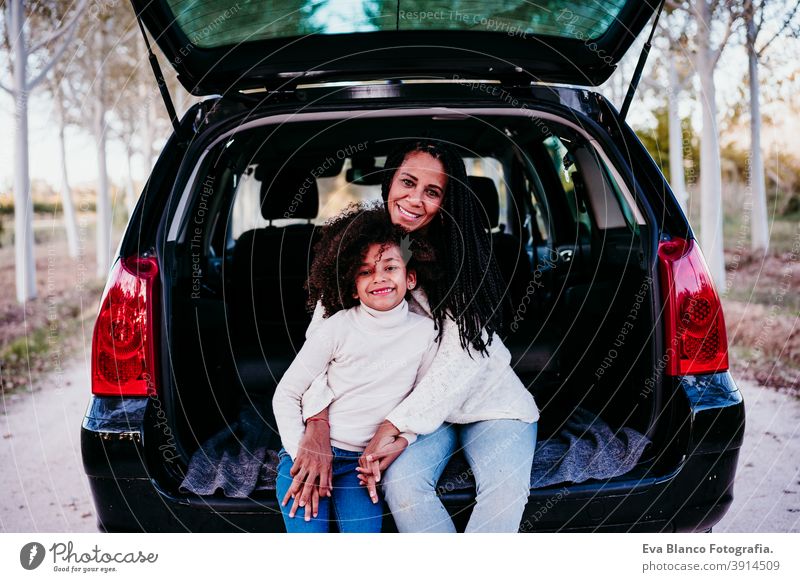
[276,446,384,533]
[382,419,537,532]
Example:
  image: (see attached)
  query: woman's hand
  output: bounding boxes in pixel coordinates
[357,420,408,502]
[281,410,333,521]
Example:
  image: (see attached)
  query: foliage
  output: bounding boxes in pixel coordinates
[634,105,700,185]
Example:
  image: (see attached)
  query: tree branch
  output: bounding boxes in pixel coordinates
[711,8,736,69]
[756,0,765,33]
[757,0,800,57]
[26,0,88,91]
[29,0,88,54]
[27,31,73,90]
[0,79,13,94]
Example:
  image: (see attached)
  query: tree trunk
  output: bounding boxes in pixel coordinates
[124,143,137,217]
[11,0,37,302]
[667,50,689,213]
[746,4,769,254]
[139,77,155,172]
[696,0,725,287]
[94,26,112,279]
[55,87,79,258]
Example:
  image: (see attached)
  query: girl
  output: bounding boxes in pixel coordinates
[272,204,436,533]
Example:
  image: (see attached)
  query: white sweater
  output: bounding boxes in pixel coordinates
[302,288,540,440]
[272,299,436,460]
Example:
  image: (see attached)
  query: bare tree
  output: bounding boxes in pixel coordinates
[657,8,695,212]
[667,0,737,287]
[45,64,79,258]
[109,28,185,216]
[67,6,141,278]
[0,0,87,302]
[741,0,800,254]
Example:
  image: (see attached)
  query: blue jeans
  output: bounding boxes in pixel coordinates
[382,420,537,532]
[276,446,384,533]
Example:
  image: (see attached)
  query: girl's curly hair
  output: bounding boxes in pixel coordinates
[306,202,424,317]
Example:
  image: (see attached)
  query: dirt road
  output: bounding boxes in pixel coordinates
[1,353,798,532]
[0,348,97,532]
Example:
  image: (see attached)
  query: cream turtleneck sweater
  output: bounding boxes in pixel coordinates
[272,299,436,460]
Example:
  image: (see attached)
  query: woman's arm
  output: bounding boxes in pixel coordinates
[275,300,337,516]
[384,314,487,435]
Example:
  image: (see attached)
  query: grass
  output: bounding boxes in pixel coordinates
[0,287,101,395]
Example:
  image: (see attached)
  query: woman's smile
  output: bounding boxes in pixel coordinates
[395,203,422,221]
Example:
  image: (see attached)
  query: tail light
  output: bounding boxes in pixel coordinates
[658,237,728,375]
[92,255,159,396]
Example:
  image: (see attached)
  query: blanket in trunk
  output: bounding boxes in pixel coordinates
[179,404,651,497]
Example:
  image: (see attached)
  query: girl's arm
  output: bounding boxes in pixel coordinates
[271,321,337,461]
[301,300,336,420]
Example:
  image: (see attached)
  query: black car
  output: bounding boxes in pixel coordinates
[81,0,744,532]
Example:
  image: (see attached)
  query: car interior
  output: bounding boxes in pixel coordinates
[165,112,662,491]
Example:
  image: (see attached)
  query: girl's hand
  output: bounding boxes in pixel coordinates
[281,410,333,520]
[357,420,408,502]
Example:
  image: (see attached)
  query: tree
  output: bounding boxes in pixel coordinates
[109,28,185,216]
[44,63,79,258]
[658,8,696,212]
[0,0,87,302]
[637,106,700,189]
[67,6,139,278]
[740,0,800,254]
[667,0,737,287]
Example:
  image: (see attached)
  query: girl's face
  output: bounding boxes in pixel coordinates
[386,150,447,232]
[354,243,416,311]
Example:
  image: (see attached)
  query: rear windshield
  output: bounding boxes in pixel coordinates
[165,0,629,49]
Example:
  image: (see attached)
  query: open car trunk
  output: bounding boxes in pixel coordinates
[159,104,675,504]
[132,0,662,93]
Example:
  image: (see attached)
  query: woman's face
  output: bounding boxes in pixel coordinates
[386,150,447,232]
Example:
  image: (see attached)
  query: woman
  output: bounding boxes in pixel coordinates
[282,139,540,532]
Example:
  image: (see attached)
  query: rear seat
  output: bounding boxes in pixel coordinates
[468,175,531,325]
[231,168,320,391]
[467,175,559,379]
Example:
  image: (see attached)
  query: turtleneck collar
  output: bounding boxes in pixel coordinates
[357,298,409,330]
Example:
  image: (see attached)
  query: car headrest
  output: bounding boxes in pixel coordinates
[259,169,319,220]
[468,175,499,230]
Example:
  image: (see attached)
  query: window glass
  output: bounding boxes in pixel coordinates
[463,157,507,232]
[165,0,629,49]
[542,135,592,237]
[229,159,383,240]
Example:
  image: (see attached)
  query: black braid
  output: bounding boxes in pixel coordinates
[381,139,505,356]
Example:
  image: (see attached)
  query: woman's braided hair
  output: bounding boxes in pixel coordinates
[381,139,505,355]
[306,202,417,317]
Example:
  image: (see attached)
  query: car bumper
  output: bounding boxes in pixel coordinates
[81,372,744,532]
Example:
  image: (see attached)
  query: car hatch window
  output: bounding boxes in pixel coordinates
[164,0,630,49]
